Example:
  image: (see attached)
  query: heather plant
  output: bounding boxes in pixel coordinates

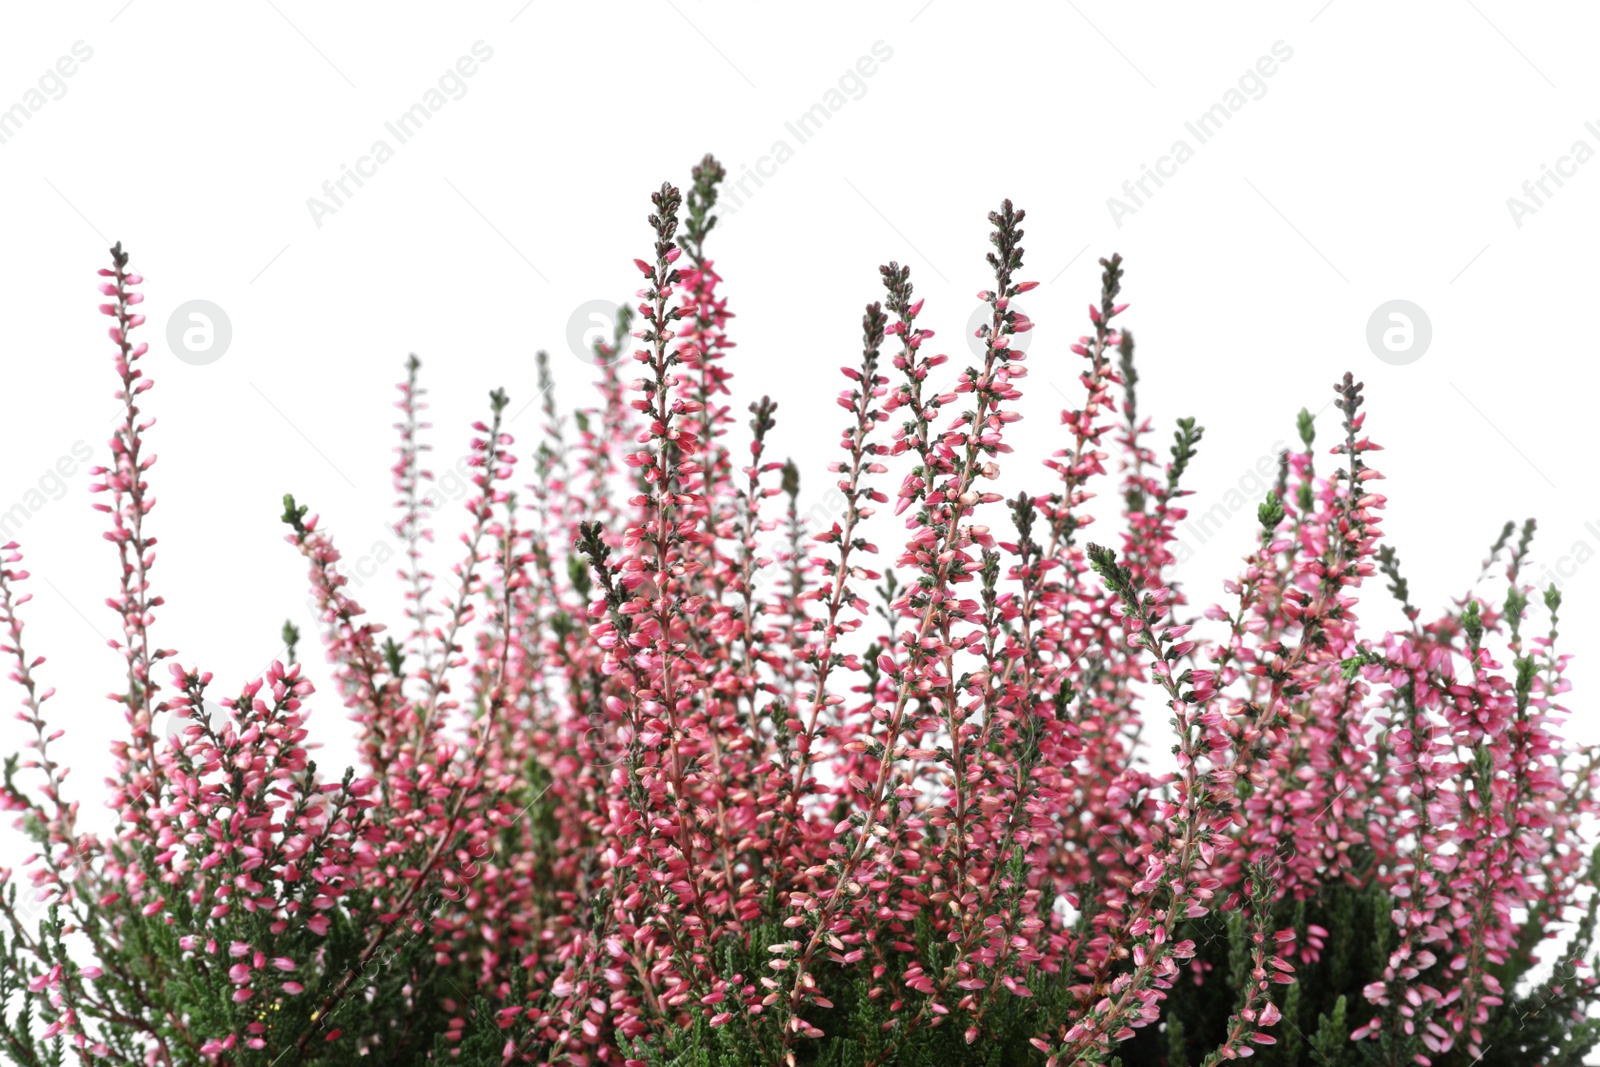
[1,155,1597,1066]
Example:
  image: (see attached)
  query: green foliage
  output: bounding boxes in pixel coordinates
[1113,869,1600,1067]
[425,867,1600,1067]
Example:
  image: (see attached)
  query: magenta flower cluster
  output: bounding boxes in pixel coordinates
[0,161,1594,1066]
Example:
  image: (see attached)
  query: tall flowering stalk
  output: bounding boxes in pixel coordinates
[1,159,1597,1067]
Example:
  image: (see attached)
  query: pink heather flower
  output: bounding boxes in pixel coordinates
[0,178,1588,1067]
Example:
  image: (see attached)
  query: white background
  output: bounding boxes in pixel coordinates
[0,0,1595,916]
